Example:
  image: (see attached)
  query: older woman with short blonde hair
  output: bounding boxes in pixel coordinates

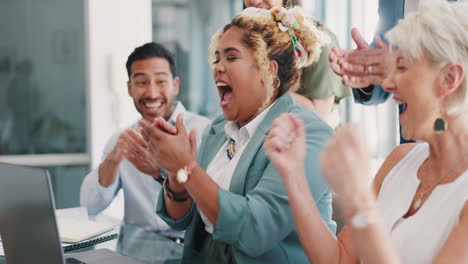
[264,1,468,263]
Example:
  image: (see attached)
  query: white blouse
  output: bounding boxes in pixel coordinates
[377,142,468,264]
[199,102,275,233]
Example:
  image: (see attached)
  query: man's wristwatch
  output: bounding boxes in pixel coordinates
[163,176,190,202]
[153,169,166,185]
[176,161,198,184]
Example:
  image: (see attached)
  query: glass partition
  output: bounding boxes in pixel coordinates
[0,0,86,155]
[152,0,242,118]
[0,0,87,209]
[47,165,89,209]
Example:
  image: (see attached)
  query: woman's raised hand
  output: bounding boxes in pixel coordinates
[264,114,306,179]
[319,124,373,215]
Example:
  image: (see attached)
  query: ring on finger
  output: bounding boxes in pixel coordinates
[366,64,373,75]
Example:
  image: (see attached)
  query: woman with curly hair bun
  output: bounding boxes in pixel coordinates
[245,0,351,128]
[140,6,335,264]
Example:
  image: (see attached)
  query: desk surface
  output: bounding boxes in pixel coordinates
[0,223,183,264]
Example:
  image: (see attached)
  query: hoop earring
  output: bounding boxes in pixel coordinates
[275,76,281,90]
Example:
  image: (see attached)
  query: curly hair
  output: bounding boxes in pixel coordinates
[209,7,328,110]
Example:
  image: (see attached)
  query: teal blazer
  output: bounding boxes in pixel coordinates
[157,93,336,263]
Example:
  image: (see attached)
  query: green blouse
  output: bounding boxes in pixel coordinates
[297,26,350,104]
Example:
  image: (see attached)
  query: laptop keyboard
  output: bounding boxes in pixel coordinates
[65,257,87,264]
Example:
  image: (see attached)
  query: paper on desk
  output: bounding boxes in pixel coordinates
[57,218,116,243]
[56,207,119,243]
[56,207,122,226]
[56,207,89,220]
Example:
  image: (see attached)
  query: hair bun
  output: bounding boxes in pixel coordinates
[271,7,299,29]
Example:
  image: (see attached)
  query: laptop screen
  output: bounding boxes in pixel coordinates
[0,162,65,264]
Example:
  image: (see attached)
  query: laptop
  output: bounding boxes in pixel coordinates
[0,162,142,264]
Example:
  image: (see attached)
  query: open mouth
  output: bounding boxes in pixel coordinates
[140,97,166,114]
[216,81,233,108]
[394,97,408,116]
[401,103,408,114]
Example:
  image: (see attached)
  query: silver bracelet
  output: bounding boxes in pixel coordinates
[358,87,374,95]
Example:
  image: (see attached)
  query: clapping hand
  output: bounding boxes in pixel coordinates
[264,114,306,181]
[139,114,197,174]
[114,127,161,180]
[329,28,393,88]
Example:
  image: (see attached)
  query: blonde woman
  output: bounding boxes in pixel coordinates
[140,6,335,264]
[265,1,468,263]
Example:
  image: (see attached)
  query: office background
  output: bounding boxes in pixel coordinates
[0,0,396,216]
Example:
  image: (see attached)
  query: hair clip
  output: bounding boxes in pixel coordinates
[271,7,308,68]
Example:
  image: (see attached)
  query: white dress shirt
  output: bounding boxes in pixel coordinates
[80,102,210,233]
[200,102,276,233]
